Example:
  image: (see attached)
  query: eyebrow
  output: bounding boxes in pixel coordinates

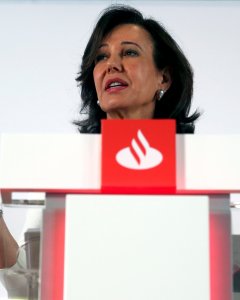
[98,41,143,51]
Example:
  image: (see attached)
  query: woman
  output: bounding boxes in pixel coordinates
[75,5,200,134]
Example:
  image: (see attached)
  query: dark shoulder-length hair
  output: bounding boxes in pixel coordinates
[75,5,200,133]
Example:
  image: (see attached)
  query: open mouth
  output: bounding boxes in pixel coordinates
[105,79,128,91]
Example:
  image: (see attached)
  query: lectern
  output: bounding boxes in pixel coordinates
[0,127,239,300]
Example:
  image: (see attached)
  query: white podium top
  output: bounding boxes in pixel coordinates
[0,133,240,193]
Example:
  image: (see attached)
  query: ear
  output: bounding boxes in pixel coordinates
[157,67,172,92]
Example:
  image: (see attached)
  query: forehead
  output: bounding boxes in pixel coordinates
[102,24,153,47]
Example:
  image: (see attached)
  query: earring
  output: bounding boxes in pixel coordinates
[97,100,100,106]
[157,89,165,101]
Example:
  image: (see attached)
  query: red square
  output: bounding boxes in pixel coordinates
[101,119,176,194]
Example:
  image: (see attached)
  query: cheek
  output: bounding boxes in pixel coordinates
[128,65,145,87]
[131,64,158,90]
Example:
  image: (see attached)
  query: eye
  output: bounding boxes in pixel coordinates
[123,49,139,57]
[95,53,107,64]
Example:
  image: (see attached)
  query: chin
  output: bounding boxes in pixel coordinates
[101,102,126,113]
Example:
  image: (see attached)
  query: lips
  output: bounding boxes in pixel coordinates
[105,78,128,91]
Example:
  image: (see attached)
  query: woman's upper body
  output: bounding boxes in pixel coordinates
[75,5,200,134]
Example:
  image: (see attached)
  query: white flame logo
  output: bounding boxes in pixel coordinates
[116,130,163,170]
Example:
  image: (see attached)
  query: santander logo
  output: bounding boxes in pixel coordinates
[115,130,163,170]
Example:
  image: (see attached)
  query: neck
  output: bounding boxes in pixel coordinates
[106,105,155,120]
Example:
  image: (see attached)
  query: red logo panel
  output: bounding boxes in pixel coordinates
[101,119,176,194]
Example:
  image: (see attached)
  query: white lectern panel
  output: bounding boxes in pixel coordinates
[0,134,101,190]
[64,195,210,300]
[177,135,240,190]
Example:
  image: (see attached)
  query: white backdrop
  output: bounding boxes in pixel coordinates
[0,1,240,134]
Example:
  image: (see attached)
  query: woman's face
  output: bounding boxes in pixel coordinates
[93,24,170,119]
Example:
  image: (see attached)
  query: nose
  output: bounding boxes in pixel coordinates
[107,55,123,73]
